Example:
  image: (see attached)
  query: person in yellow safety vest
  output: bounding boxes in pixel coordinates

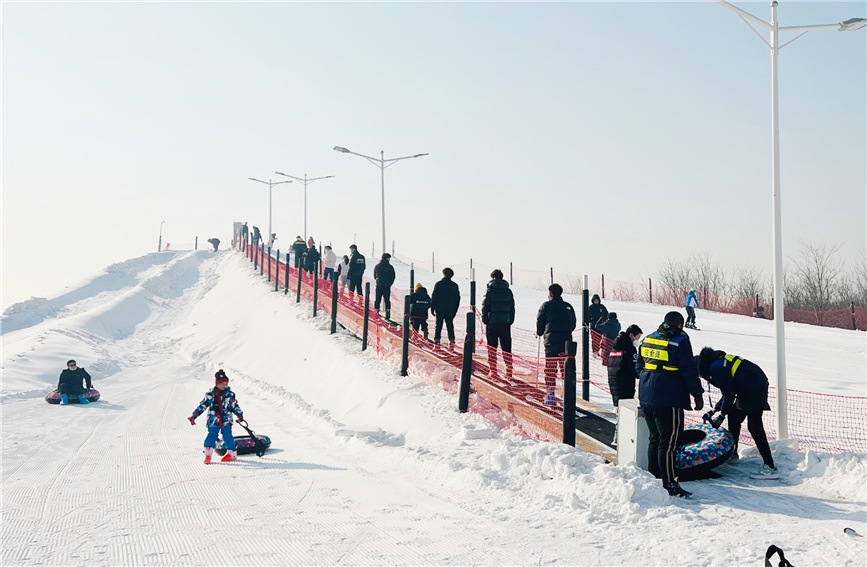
[637,311,704,498]
[697,347,779,480]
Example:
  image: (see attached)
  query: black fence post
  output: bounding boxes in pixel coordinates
[582,280,590,401]
[601,274,605,299]
[331,277,339,334]
[275,250,280,291]
[400,295,411,376]
[563,341,577,447]
[362,282,371,351]
[260,244,264,276]
[195,236,198,251]
[470,280,476,311]
[285,253,290,295]
[409,266,415,299]
[254,243,258,270]
[649,278,653,304]
[852,302,857,331]
[313,269,319,317]
[458,311,475,412]
[296,267,302,303]
[267,246,272,284]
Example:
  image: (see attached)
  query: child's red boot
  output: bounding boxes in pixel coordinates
[220,450,237,463]
[203,447,214,465]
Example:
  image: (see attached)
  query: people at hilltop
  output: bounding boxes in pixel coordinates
[347,245,366,296]
[482,269,515,378]
[322,246,337,282]
[430,267,461,346]
[338,255,351,288]
[251,226,262,247]
[240,222,249,242]
[269,233,277,248]
[637,311,704,498]
[188,369,245,464]
[410,283,431,341]
[373,253,396,320]
[303,237,320,274]
[588,294,609,356]
[57,359,93,405]
[594,312,621,365]
[535,284,577,406]
[685,290,699,329]
[697,347,778,479]
[207,238,220,252]
[292,236,306,268]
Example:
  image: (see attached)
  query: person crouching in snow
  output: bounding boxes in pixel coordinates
[188,369,244,464]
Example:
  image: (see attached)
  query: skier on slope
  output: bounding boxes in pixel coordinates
[188,369,245,464]
[685,290,699,329]
[57,359,93,405]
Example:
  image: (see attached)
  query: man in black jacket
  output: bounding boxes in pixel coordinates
[430,267,461,345]
[303,238,320,274]
[607,324,642,407]
[347,245,366,296]
[373,253,396,319]
[57,359,93,405]
[292,236,306,269]
[637,311,704,498]
[536,284,576,405]
[588,294,608,356]
[482,269,515,378]
[410,283,431,340]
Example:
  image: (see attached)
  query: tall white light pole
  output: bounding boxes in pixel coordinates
[249,177,292,246]
[274,171,335,241]
[158,220,165,252]
[714,0,866,440]
[333,146,428,255]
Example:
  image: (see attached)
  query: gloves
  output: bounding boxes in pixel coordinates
[702,411,714,423]
[236,415,245,424]
[692,396,704,411]
[188,416,196,425]
[711,413,725,429]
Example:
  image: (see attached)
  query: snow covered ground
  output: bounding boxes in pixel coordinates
[2,250,866,566]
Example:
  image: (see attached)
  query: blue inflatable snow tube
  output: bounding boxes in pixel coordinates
[675,423,735,480]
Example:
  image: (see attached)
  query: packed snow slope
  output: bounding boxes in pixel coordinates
[2,250,865,566]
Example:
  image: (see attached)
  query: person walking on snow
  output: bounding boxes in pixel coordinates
[430,267,461,346]
[188,369,245,464]
[57,359,93,405]
[303,237,320,274]
[594,312,621,365]
[588,294,608,356]
[685,289,699,329]
[410,283,431,340]
[207,238,220,251]
[481,269,515,378]
[347,245,367,296]
[373,253,396,319]
[322,246,338,281]
[637,311,704,498]
[338,255,351,288]
[269,233,277,248]
[697,347,778,479]
[292,236,306,268]
[536,284,577,406]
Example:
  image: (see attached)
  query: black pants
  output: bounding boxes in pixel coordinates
[323,268,335,281]
[349,276,364,296]
[411,318,428,335]
[685,306,696,326]
[486,323,513,374]
[59,382,86,396]
[434,313,456,344]
[374,286,392,314]
[644,406,684,487]
[543,343,565,389]
[727,408,775,468]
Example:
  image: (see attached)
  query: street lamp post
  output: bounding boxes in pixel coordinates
[158,220,165,252]
[714,0,865,440]
[333,146,428,255]
[249,177,292,246]
[274,171,335,241]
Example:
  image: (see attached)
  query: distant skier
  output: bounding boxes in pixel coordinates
[685,290,699,329]
[188,369,245,465]
[292,236,306,268]
[207,238,220,251]
[322,246,338,281]
[57,359,93,405]
[410,283,431,341]
[535,284,577,406]
[481,269,515,378]
[430,267,461,346]
[373,253,396,319]
[697,347,778,479]
[347,245,366,296]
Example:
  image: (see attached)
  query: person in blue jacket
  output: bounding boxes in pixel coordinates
[637,311,704,498]
[685,290,699,329]
[189,369,245,465]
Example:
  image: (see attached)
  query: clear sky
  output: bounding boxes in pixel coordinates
[2,1,865,310]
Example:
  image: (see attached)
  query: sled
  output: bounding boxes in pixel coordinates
[215,434,272,456]
[45,389,101,404]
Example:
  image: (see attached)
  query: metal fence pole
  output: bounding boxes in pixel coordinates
[331,277,339,334]
[400,295,411,376]
[562,341,577,446]
[362,282,371,351]
[458,311,475,413]
[582,275,590,401]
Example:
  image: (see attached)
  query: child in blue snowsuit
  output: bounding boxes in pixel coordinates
[188,369,244,464]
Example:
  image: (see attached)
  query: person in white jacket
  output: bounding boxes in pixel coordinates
[337,255,351,288]
[322,246,338,281]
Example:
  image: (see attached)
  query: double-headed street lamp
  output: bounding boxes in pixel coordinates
[274,171,335,241]
[714,0,866,440]
[249,177,292,247]
[333,146,428,254]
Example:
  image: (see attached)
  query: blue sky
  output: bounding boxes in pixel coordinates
[2,1,865,309]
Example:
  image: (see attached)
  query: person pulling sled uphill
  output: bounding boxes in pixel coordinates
[188,369,245,464]
[57,360,93,405]
[697,347,778,479]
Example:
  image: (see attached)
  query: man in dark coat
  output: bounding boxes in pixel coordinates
[481,269,515,377]
[252,226,262,247]
[57,359,93,405]
[347,244,366,296]
[697,347,777,478]
[430,267,461,345]
[607,324,642,407]
[292,236,306,269]
[636,311,704,498]
[303,238,320,274]
[373,253,396,319]
[588,294,608,356]
[594,312,621,365]
[410,284,431,340]
[535,283,576,405]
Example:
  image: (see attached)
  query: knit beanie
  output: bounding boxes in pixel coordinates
[215,369,229,384]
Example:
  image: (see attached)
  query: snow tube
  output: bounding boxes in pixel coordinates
[45,389,101,404]
[215,434,271,456]
[675,423,735,480]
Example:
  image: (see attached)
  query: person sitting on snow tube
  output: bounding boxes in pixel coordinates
[697,348,778,480]
[57,360,93,405]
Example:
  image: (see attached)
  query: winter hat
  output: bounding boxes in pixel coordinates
[697,347,724,378]
[415,283,425,292]
[308,237,315,247]
[215,369,229,384]
[608,312,618,320]
[382,253,391,260]
[591,294,601,303]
